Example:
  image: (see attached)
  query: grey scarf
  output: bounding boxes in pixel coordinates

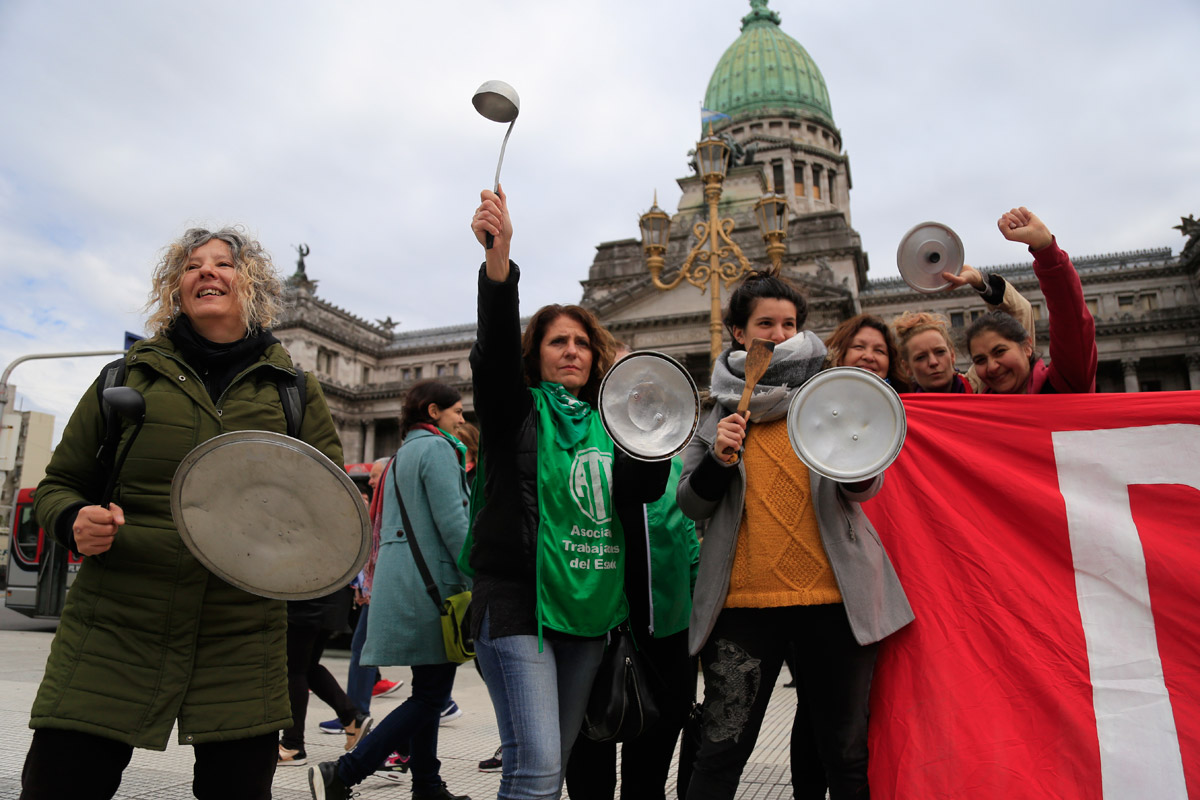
[710,331,827,422]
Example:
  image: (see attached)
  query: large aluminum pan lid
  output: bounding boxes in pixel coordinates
[599,351,699,462]
[786,367,907,481]
[896,221,965,293]
[170,430,371,600]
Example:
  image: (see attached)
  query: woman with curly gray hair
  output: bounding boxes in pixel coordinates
[22,227,343,800]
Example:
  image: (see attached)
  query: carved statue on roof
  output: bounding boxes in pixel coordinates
[376,316,398,333]
[284,243,318,294]
[294,243,310,276]
[1175,214,1200,262]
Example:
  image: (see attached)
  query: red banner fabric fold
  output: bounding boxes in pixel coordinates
[862,392,1200,799]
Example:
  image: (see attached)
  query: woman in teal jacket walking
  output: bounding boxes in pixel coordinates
[309,380,472,800]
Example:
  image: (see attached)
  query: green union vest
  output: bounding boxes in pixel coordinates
[530,386,627,643]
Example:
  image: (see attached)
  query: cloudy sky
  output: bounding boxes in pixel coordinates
[2,0,1197,443]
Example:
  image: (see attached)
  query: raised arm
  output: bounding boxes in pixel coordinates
[1000,207,1097,393]
[469,186,530,435]
[471,185,513,283]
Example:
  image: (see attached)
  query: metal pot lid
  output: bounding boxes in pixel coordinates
[896,221,965,294]
[170,430,371,600]
[599,351,699,462]
[786,367,907,481]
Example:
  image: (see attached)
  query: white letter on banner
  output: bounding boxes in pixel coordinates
[1052,424,1200,799]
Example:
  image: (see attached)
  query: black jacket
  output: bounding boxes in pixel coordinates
[467,264,668,638]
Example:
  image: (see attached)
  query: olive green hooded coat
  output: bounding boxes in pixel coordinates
[32,334,342,750]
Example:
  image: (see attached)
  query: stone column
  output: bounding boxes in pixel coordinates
[363,419,377,463]
[1122,359,1140,393]
[1187,353,1200,391]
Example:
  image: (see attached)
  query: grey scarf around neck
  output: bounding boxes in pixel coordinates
[710,330,828,422]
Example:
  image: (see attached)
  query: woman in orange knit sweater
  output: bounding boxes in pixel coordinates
[676,270,914,800]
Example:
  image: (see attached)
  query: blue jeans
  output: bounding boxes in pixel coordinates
[336,662,458,789]
[346,603,381,714]
[475,610,605,800]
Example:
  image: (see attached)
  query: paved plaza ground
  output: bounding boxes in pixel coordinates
[0,628,798,799]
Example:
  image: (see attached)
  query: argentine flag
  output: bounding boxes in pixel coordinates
[701,107,730,125]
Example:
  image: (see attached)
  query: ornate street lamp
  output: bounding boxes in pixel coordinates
[639,127,757,366]
[754,193,789,272]
[639,192,671,283]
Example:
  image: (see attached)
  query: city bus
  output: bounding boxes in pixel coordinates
[4,487,80,618]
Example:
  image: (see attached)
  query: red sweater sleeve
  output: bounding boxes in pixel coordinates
[1032,239,1097,393]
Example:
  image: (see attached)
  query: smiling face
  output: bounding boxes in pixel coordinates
[178,238,244,342]
[970,331,1034,393]
[428,400,465,432]
[904,329,956,391]
[539,314,594,394]
[840,325,890,379]
[732,297,798,347]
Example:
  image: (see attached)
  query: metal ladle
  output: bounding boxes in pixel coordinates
[472,80,520,249]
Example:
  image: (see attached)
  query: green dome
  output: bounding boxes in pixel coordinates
[703,0,834,130]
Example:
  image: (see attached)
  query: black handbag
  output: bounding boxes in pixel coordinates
[581,623,660,743]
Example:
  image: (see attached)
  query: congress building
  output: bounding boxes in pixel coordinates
[274,0,1200,463]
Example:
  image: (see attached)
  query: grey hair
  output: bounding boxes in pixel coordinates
[145,226,283,336]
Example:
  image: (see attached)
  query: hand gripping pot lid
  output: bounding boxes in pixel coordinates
[599,351,699,461]
[170,430,371,600]
[786,367,907,481]
[896,221,965,293]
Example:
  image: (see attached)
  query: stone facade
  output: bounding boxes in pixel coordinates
[271,1,1199,464]
[275,207,1200,464]
[275,279,475,463]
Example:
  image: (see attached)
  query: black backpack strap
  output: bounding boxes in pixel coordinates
[95,356,128,466]
[277,368,307,439]
[390,457,446,615]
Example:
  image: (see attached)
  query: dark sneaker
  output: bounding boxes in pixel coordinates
[412,782,471,800]
[278,745,307,766]
[308,761,350,800]
[344,712,374,751]
[439,700,462,725]
[374,751,411,783]
[318,718,343,734]
[478,745,502,772]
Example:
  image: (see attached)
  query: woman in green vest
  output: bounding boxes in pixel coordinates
[23,227,343,800]
[467,187,669,799]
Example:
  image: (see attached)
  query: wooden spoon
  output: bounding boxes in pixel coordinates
[725,337,776,463]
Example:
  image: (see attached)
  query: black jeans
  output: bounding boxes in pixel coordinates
[20,728,277,800]
[281,623,359,751]
[564,629,694,800]
[336,662,459,787]
[685,605,879,800]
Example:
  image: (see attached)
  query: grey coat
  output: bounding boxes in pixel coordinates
[677,405,914,656]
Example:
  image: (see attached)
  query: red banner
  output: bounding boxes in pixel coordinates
[863,392,1200,799]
